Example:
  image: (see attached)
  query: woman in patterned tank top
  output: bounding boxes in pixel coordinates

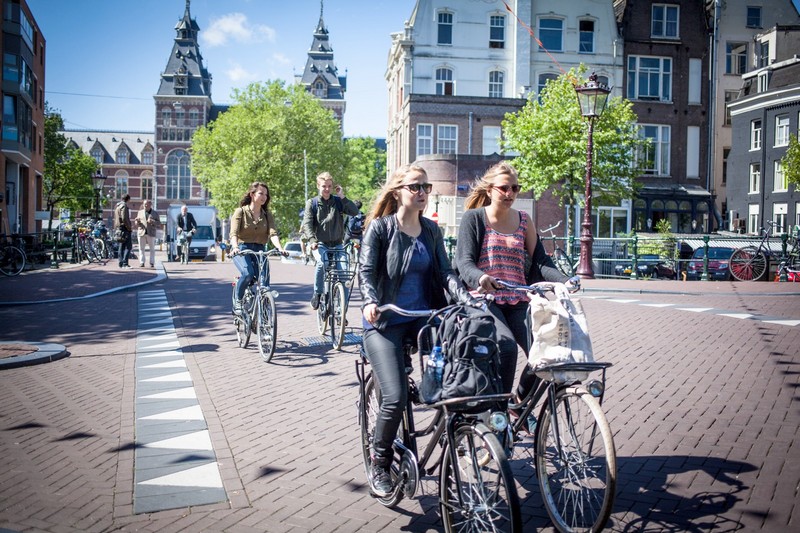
[455,162,577,423]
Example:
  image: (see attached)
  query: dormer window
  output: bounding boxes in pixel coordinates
[313,81,326,98]
[91,147,103,164]
[116,147,129,165]
[142,149,154,165]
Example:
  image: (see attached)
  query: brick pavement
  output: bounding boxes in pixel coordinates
[0,255,799,532]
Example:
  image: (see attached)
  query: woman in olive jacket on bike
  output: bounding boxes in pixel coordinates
[358,164,474,497]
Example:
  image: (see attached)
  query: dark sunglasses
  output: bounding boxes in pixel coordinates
[493,184,521,194]
[401,183,433,194]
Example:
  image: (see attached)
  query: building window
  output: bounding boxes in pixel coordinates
[2,95,17,141]
[438,12,453,45]
[724,91,737,125]
[688,58,701,104]
[748,204,760,234]
[166,149,191,200]
[417,124,433,157]
[537,72,558,97]
[774,161,787,192]
[489,15,505,49]
[749,163,761,194]
[435,68,454,96]
[638,124,671,176]
[579,20,595,53]
[775,115,789,147]
[437,125,457,154]
[538,18,563,52]
[757,71,770,92]
[91,147,103,164]
[774,204,788,232]
[758,40,770,68]
[175,108,185,126]
[3,53,19,83]
[651,4,679,39]
[115,171,129,199]
[722,147,730,184]
[116,148,128,165]
[483,126,501,155]
[750,119,762,150]
[161,108,171,125]
[142,150,153,166]
[189,109,200,126]
[488,71,504,98]
[141,173,153,201]
[686,126,700,178]
[746,6,762,28]
[725,43,747,75]
[627,56,671,102]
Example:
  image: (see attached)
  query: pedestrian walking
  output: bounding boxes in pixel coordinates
[135,199,161,267]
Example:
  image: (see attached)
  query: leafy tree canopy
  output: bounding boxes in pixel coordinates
[191,80,348,237]
[343,136,387,208]
[784,133,800,188]
[502,66,646,207]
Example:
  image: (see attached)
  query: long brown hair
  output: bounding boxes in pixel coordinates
[239,181,271,214]
[464,161,519,210]
[365,165,427,227]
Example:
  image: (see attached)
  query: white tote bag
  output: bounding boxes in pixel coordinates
[528,283,594,382]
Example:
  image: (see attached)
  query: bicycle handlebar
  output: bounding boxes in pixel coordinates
[234,248,287,257]
[375,304,436,318]
[495,279,580,295]
[540,219,563,235]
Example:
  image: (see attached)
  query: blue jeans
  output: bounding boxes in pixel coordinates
[118,232,132,267]
[313,243,347,296]
[233,243,268,300]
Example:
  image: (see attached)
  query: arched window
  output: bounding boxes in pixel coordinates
[140,171,153,200]
[115,170,129,199]
[436,67,454,96]
[489,71,504,98]
[166,149,191,200]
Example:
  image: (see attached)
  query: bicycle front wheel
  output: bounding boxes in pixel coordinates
[440,422,522,532]
[729,246,767,281]
[93,238,106,260]
[234,288,252,349]
[330,282,347,350]
[257,290,277,363]
[316,293,328,335]
[553,248,575,277]
[0,246,26,276]
[536,386,616,533]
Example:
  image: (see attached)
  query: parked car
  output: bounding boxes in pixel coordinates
[615,254,677,279]
[685,247,735,281]
[282,241,304,261]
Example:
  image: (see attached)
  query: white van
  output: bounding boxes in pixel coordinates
[166,205,218,261]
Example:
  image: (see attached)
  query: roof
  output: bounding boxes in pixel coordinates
[62,130,155,166]
[298,12,345,100]
[157,0,212,98]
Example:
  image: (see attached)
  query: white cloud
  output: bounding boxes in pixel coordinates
[203,13,276,47]
[271,53,292,67]
[226,62,259,84]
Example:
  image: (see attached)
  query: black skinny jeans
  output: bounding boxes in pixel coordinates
[487,300,541,399]
[363,317,427,464]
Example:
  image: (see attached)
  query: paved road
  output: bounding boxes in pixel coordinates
[1,255,799,532]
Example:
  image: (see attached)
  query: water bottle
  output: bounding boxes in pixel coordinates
[431,346,445,385]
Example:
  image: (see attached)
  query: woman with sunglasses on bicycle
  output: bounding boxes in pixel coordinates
[455,162,579,423]
[359,164,476,497]
[230,182,288,315]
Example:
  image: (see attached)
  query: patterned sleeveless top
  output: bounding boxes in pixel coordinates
[474,210,529,305]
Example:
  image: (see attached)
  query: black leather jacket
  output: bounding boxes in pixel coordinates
[359,214,472,330]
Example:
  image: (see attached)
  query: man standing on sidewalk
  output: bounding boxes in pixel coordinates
[135,200,161,267]
[114,195,133,269]
[302,172,359,309]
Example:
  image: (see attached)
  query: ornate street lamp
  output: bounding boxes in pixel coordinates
[92,170,107,221]
[574,72,611,279]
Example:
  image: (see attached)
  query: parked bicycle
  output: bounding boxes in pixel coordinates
[541,221,575,278]
[316,249,355,350]
[777,224,800,281]
[231,249,283,362]
[497,280,616,533]
[729,220,782,281]
[0,237,26,276]
[344,239,361,290]
[356,303,522,532]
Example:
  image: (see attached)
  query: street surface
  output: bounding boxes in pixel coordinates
[1,255,799,532]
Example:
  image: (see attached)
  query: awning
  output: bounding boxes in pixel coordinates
[639,184,712,198]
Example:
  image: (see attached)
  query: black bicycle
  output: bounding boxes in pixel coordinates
[498,280,616,533]
[0,237,26,276]
[316,248,355,350]
[356,303,522,532]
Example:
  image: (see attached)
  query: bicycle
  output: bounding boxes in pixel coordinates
[497,280,616,533]
[231,249,282,363]
[541,221,575,278]
[316,248,355,350]
[344,239,361,290]
[0,237,26,276]
[729,220,782,281]
[356,303,522,532]
[777,225,800,281]
[177,228,195,264]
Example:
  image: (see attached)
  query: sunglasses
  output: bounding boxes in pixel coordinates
[401,183,433,194]
[493,184,521,194]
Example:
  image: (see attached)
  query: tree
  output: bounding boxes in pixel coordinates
[784,134,800,188]
[191,81,348,238]
[502,67,646,209]
[43,105,98,230]
[343,137,387,207]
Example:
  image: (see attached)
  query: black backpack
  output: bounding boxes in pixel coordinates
[347,213,365,239]
[422,304,503,408]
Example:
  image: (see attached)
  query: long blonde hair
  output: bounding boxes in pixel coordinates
[366,165,427,227]
[464,161,519,210]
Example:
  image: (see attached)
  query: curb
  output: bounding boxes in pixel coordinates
[0,341,69,370]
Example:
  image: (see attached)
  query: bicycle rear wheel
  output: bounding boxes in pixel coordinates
[257,290,277,362]
[536,386,616,533]
[0,246,25,276]
[330,282,347,350]
[440,422,522,532]
[360,375,406,507]
[729,246,767,281]
[553,248,575,277]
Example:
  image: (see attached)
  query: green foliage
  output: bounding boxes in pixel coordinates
[655,219,672,234]
[783,134,800,187]
[343,136,386,208]
[190,81,348,237]
[502,67,646,208]
[44,105,98,227]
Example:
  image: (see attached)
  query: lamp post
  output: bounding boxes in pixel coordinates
[92,170,107,221]
[431,192,440,225]
[574,72,611,279]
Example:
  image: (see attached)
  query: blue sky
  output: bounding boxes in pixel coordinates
[28,0,416,138]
